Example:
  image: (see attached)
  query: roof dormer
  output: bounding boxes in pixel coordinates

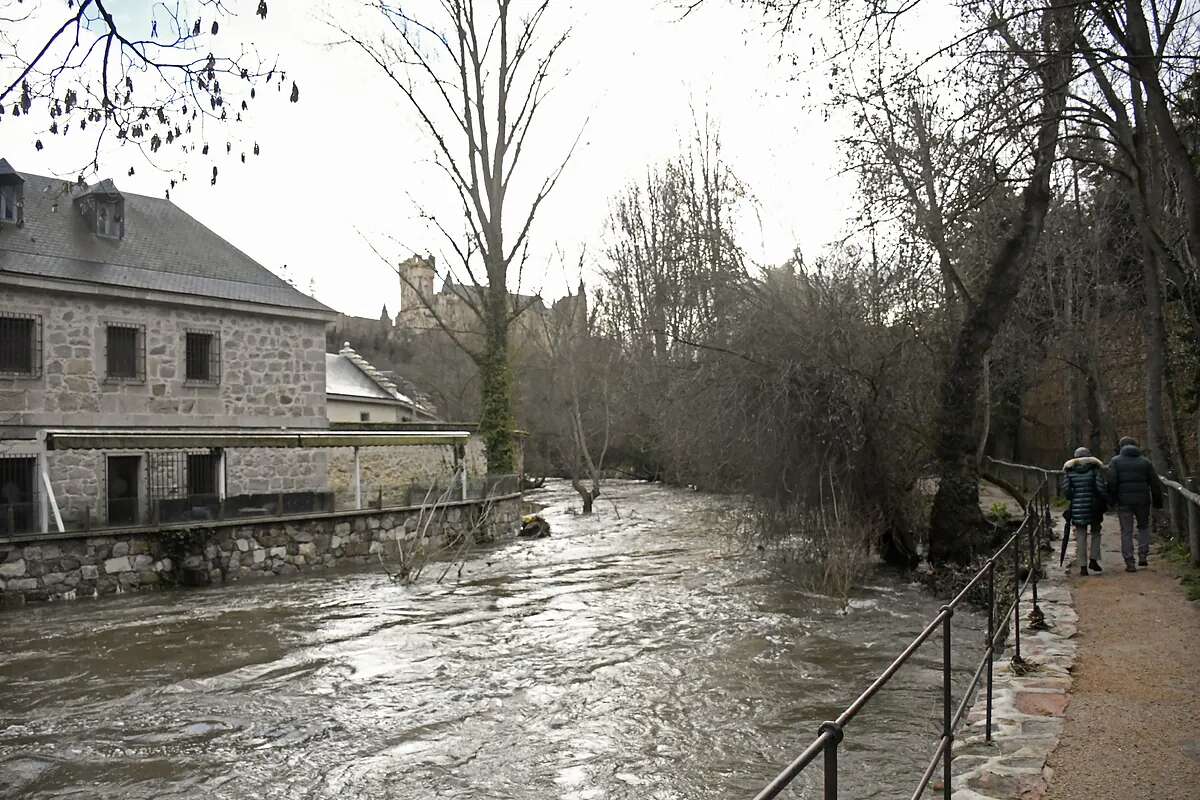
[74,178,125,239]
[0,158,24,226]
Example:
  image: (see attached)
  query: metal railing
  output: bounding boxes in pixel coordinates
[1162,475,1200,567]
[987,455,1200,567]
[752,477,1053,800]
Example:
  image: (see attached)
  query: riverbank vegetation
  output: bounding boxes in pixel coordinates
[519,0,1200,572]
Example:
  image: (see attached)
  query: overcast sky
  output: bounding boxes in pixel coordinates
[1,0,954,319]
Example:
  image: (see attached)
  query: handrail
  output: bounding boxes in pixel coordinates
[987,455,1199,566]
[751,477,1053,800]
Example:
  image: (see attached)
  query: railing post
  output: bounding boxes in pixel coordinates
[1030,509,1039,611]
[986,559,995,742]
[1188,478,1200,568]
[1012,525,1021,663]
[817,721,843,800]
[941,606,953,800]
[1167,476,1183,538]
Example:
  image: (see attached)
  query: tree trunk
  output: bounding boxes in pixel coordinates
[975,356,991,468]
[1140,247,1174,474]
[1121,0,1200,338]
[928,1,1073,564]
[479,282,516,474]
[571,478,597,514]
[1129,72,1177,477]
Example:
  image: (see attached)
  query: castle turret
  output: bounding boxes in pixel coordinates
[398,254,436,324]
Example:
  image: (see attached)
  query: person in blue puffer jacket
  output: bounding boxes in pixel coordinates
[1061,447,1107,576]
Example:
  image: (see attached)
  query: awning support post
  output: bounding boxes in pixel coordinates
[39,451,64,533]
[216,447,227,501]
[354,446,363,510]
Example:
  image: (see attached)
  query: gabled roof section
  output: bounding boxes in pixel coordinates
[74,178,122,200]
[0,159,23,185]
[326,343,438,419]
[0,168,333,317]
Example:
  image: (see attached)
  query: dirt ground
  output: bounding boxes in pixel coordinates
[1043,514,1200,800]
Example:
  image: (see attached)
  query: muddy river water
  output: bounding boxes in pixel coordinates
[0,481,984,799]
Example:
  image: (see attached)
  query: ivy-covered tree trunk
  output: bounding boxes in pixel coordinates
[928,0,1074,564]
[479,282,516,474]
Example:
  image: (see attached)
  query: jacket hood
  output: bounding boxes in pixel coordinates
[1119,444,1142,458]
[1064,456,1104,470]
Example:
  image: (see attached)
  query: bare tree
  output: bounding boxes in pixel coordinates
[0,0,289,186]
[536,270,611,513]
[342,1,578,474]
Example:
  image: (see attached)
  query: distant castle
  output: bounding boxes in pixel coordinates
[329,255,588,364]
[396,254,587,341]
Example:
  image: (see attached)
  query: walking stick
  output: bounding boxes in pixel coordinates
[1059,514,1071,566]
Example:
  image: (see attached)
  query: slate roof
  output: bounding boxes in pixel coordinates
[326,344,438,419]
[326,353,397,402]
[0,168,333,316]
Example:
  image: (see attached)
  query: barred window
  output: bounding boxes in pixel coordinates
[105,323,144,381]
[0,455,38,534]
[187,453,219,497]
[0,311,40,377]
[185,330,220,383]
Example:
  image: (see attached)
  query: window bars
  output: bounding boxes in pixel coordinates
[104,323,145,382]
[0,454,38,534]
[146,450,221,523]
[0,311,41,377]
[185,330,220,384]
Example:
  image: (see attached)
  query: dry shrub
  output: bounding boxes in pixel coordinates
[748,499,877,606]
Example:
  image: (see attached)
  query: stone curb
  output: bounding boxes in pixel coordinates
[950,547,1077,800]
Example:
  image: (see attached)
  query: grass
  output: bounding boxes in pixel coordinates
[986,501,1014,524]
[1160,537,1200,602]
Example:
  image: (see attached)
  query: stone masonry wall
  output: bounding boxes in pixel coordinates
[225,447,330,495]
[44,449,106,528]
[0,285,328,429]
[326,436,488,508]
[0,495,521,605]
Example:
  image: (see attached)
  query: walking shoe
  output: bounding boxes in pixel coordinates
[1138,557,1149,567]
[1079,565,1088,576]
[1125,562,1137,573]
[1089,559,1103,572]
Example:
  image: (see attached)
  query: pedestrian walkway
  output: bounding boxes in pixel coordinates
[1043,513,1200,800]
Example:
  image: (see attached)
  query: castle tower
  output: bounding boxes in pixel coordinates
[398,254,436,325]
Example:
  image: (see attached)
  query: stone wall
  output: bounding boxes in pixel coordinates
[0,495,521,605]
[226,447,330,495]
[44,449,106,528]
[0,285,328,430]
[326,436,489,507]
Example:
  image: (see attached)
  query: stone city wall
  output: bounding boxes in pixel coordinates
[0,495,521,606]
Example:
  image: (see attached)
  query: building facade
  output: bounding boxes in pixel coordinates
[0,161,337,532]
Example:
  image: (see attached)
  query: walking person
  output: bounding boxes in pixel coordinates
[1107,436,1164,572]
[1061,447,1107,576]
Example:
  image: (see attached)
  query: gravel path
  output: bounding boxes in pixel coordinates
[1043,515,1200,800]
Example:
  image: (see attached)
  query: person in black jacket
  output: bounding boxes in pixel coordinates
[1107,436,1164,572]
[1061,447,1107,576]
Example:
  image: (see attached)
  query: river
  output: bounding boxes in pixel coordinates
[0,480,985,799]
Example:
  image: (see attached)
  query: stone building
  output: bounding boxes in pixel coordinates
[325,343,439,424]
[0,160,338,532]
